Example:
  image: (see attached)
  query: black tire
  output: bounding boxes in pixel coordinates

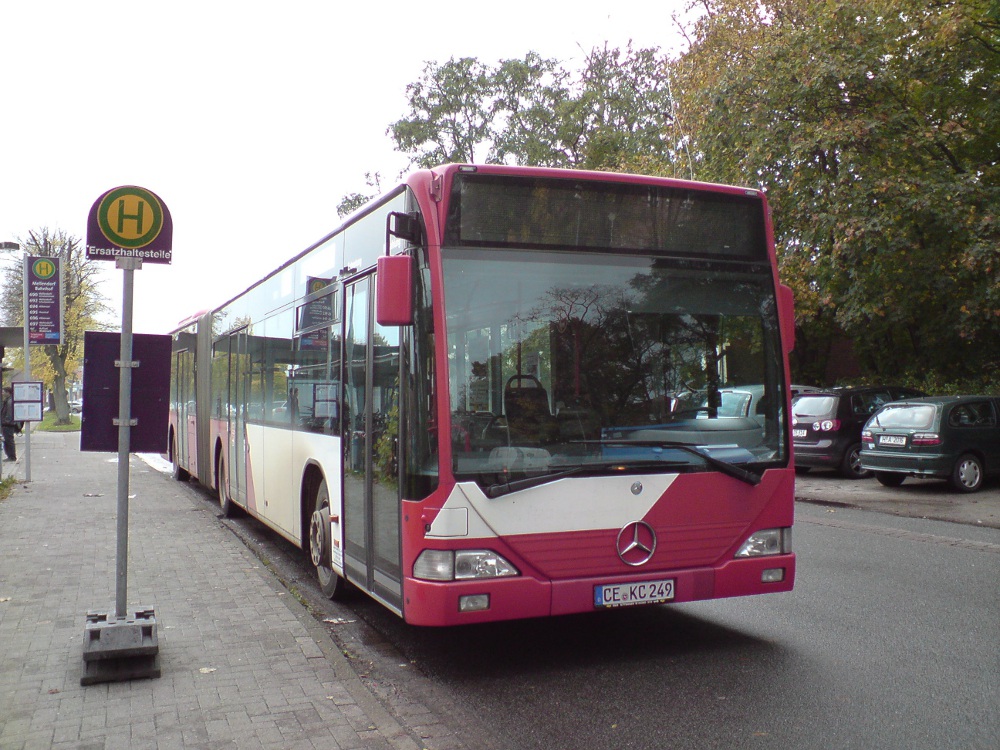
[875,471,906,488]
[218,457,237,517]
[794,466,811,475]
[839,443,872,479]
[309,479,348,599]
[171,436,190,482]
[949,454,983,493]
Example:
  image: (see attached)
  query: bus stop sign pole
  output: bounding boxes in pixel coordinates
[81,185,173,685]
[114,256,139,621]
[80,257,161,685]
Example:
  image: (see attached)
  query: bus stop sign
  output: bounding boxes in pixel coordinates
[86,186,173,264]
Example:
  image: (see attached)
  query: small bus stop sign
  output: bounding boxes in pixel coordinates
[86,186,172,264]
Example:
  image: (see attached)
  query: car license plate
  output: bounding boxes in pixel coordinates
[879,435,906,446]
[595,579,675,608]
[792,429,808,438]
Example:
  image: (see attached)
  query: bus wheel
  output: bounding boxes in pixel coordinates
[218,458,236,517]
[171,436,190,482]
[309,479,347,599]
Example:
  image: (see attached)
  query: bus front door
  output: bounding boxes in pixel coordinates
[343,275,403,613]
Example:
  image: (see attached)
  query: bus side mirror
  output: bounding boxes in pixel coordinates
[376,254,414,326]
[387,211,421,244]
[778,283,795,354]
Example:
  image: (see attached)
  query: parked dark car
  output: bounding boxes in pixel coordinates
[790,384,824,399]
[859,396,1000,493]
[791,386,926,478]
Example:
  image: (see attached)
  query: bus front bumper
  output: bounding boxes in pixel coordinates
[401,554,796,627]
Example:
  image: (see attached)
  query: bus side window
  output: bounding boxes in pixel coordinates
[292,325,342,435]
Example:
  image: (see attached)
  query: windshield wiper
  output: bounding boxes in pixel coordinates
[579,439,763,486]
[484,466,587,498]
[483,460,686,499]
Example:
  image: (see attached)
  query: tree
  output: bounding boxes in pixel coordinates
[545,43,684,175]
[378,7,998,388]
[671,0,1000,388]
[336,172,384,218]
[388,45,682,173]
[1,228,112,423]
[388,53,565,168]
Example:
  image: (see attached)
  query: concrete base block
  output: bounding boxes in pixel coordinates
[81,606,161,685]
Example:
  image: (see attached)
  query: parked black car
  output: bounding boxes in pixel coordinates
[790,384,824,399]
[791,386,926,478]
[859,396,1000,493]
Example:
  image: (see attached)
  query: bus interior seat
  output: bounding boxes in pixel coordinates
[504,375,556,441]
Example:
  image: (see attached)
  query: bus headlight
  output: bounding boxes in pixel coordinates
[735,528,792,558]
[414,549,520,581]
[413,550,453,580]
[455,550,518,579]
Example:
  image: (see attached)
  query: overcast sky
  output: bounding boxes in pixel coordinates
[1,1,688,334]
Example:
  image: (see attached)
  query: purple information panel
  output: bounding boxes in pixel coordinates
[80,331,172,453]
[26,256,62,345]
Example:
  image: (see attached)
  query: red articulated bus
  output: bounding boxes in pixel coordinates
[169,164,796,626]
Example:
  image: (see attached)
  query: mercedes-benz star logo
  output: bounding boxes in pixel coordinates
[616,521,657,566]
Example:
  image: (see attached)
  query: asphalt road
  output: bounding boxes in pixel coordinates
[314,503,999,750]
[186,471,1000,750]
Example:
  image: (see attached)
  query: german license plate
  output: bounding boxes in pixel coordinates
[595,579,675,608]
[879,435,906,446]
[792,429,808,438]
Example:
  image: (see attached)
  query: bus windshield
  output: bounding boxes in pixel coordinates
[442,248,786,487]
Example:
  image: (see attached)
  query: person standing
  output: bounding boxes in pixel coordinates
[2,387,18,461]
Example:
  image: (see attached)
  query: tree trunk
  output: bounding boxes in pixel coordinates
[44,344,71,424]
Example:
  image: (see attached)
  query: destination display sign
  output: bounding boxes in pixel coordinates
[86,185,173,264]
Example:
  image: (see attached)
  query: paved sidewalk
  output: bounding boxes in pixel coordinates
[794,471,1000,529]
[0,431,424,750]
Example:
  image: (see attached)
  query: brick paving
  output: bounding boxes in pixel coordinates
[0,431,424,750]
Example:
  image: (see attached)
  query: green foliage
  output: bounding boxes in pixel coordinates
[374,401,398,485]
[671,0,1000,389]
[556,44,683,173]
[0,473,19,501]
[388,46,680,172]
[36,410,81,432]
[337,193,370,218]
[336,172,384,218]
[389,56,520,167]
[380,4,998,392]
